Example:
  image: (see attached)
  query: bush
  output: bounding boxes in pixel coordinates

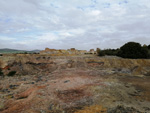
[98,50,105,56]
[117,42,148,59]
[7,71,16,77]
[98,49,119,56]
[0,68,3,76]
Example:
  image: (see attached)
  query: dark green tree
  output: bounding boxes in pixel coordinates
[98,50,105,56]
[148,44,150,49]
[117,42,148,59]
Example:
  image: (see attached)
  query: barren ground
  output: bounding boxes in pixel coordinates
[0,55,150,113]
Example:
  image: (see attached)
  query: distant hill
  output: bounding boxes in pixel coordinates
[31,50,41,53]
[0,48,41,54]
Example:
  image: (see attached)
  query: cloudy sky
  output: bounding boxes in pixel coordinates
[0,0,150,50]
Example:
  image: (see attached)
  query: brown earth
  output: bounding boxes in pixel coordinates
[0,55,150,113]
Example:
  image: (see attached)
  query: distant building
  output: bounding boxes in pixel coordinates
[78,50,87,55]
[89,49,96,54]
[70,48,76,51]
[40,48,87,55]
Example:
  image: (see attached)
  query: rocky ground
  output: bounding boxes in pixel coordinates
[0,54,150,113]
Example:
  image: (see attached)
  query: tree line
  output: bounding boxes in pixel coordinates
[97,42,150,59]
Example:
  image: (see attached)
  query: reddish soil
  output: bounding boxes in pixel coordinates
[1,55,150,113]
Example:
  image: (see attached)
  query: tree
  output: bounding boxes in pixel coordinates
[97,48,119,56]
[148,45,150,49]
[141,47,149,58]
[117,42,148,59]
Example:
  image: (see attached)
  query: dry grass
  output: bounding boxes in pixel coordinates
[74,105,107,113]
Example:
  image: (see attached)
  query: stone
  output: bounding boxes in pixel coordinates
[67,64,72,68]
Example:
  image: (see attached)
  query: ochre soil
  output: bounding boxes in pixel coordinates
[0,55,150,113]
[119,76,150,102]
[0,69,150,113]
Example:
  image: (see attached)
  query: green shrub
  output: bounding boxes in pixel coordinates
[0,68,3,76]
[24,52,28,54]
[98,49,119,56]
[98,50,105,56]
[7,71,16,77]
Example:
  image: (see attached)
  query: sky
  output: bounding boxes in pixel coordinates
[0,0,150,50]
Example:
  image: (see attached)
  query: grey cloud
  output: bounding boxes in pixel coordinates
[117,19,150,35]
[0,0,150,50]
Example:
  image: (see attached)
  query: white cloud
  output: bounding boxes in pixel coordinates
[0,0,150,50]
